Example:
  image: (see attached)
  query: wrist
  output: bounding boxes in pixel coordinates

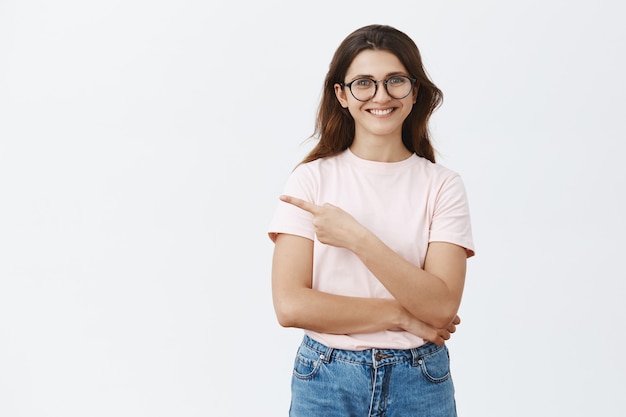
[349,225,374,255]
[387,300,407,330]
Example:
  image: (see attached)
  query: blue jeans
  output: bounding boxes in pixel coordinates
[289,335,457,417]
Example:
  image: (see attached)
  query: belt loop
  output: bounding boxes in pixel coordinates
[320,345,333,363]
[410,348,421,367]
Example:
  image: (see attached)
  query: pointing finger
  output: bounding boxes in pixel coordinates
[280,195,320,214]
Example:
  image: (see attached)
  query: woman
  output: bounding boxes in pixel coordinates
[268,24,475,417]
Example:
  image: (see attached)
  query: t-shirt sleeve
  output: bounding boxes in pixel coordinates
[267,164,316,243]
[429,174,476,258]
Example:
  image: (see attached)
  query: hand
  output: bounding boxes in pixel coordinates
[280,195,365,249]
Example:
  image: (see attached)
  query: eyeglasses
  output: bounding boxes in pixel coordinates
[341,75,417,102]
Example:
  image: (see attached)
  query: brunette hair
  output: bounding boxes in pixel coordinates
[301,24,443,164]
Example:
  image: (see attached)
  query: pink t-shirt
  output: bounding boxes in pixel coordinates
[268,149,475,350]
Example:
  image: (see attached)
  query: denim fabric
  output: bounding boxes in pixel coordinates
[289,335,457,417]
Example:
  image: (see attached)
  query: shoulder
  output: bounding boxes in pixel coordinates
[284,152,344,193]
[292,152,345,176]
[410,155,463,184]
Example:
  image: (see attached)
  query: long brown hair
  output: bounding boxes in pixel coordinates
[301,24,443,164]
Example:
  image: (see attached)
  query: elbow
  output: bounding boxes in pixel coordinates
[272,285,312,329]
[273,298,301,329]
[430,315,456,330]
[275,310,296,329]
[426,302,460,329]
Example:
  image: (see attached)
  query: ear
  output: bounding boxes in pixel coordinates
[412,83,420,104]
[334,83,349,108]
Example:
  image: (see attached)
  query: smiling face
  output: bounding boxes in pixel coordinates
[334,49,417,147]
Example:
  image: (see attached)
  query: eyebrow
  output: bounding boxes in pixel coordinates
[348,71,408,80]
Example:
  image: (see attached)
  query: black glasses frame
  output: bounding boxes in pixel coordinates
[341,76,417,102]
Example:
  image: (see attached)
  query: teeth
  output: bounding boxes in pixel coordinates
[369,108,393,115]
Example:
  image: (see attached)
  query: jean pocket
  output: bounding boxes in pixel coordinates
[418,345,451,384]
[292,344,324,380]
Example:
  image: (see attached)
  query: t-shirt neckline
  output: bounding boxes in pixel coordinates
[342,148,418,174]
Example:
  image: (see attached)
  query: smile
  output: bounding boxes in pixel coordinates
[368,108,394,116]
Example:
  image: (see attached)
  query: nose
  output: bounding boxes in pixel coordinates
[371,80,392,102]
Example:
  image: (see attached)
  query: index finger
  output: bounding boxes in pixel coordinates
[280,195,320,214]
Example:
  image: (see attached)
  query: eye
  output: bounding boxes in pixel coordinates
[353,78,373,88]
[387,76,408,86]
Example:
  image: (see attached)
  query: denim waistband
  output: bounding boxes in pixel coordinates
[301,334,445,367]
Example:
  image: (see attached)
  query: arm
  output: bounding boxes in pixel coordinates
[354,234,467,329]
[271,232,456,345]
[279,195,467,329]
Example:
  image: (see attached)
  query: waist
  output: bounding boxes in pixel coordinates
[302,334,446,367]
[304,329,427,351]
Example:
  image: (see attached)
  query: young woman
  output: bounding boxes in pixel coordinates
[268,24,475,417]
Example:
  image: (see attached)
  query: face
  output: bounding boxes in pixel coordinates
[334,49,418,142]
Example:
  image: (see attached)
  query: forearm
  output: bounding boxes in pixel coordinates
[273,287,451,345]
[273,288,402,335]
[351,229,464,328]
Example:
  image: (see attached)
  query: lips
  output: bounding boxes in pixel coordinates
[368,108,394,115]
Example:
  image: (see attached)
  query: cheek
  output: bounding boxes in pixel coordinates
[347,101,365,117]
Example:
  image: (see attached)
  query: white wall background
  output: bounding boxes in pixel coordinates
[1,1,624,416]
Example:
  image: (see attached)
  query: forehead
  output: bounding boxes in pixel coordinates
[346,49,408,78]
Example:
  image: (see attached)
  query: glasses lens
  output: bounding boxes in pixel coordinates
[386,76,413,99]
[350,78,376,101]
